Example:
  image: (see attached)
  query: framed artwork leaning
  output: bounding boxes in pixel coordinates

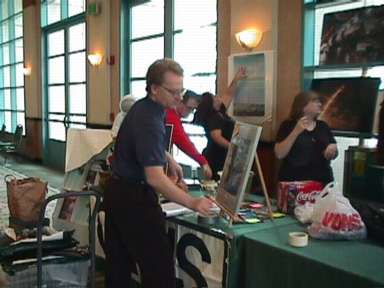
[216,122,262,216]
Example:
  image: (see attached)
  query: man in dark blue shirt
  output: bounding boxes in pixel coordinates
[104,59,212,288]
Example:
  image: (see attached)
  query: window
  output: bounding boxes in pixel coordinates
[303,0,384,188]
[129,0,217,98]
[304,0,384,80]
[173,0,217,94]
[127,0,217,167]
[0,0,24,134]
[41,0,86,27]
[129,0,164,99]
[42,2,86,141]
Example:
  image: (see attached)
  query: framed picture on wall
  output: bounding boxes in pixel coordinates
[228,51,275,126]
[311,77,381,135]
[320,5,384,65]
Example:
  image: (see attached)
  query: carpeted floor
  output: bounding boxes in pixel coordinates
[0,155,106,287]
[0,156,64,189]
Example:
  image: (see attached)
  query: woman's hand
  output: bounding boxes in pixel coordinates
[275,117,310,160]
[293,116,311,135]
[323,143,338,160]
[222,67,248,108]
[233,66,247,82]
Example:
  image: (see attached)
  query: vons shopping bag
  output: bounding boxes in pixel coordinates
[5,175,47,228]
[308,183,367,240]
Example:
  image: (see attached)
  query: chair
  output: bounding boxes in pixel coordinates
[0,124,6,142]
[0,124,23,165]
[36,190,102,288]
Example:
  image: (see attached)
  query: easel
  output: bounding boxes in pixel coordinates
[254,153,274,220]
[207,196,245,225]
[208,147,274,226]
[254,117,274,219]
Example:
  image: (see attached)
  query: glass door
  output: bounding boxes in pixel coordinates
[43,21,86,170]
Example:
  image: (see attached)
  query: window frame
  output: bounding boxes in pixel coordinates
[42,12,87,142]
[0,0,25,134]
[41,0,86,28]
[302,0,384,190]
[303,0,384,92]
[122,0,218,98]
[122,0,218,167]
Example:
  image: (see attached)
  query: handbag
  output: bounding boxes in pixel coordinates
[5,175,48,229]
[351,199,384,245]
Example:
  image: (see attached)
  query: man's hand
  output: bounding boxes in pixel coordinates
[166,152,184,183]
[190,197,213,216]
[176,178,188,192]
[202,164,213,180]
[323,143,338,160]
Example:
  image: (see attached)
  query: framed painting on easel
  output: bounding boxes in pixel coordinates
[213,121,273,222]
[215,122,261,216]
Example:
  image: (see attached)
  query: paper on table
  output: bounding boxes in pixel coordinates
[12,255,65,265]
[161,202,192,217]
[10,231,64,245]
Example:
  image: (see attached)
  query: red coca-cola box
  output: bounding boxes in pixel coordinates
[277,181,324,214]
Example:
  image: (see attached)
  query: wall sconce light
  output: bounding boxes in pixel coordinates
[23,66,32,76]
[235,29,263,51]
[87,53,103,66]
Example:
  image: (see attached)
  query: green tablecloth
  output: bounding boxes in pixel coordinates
[169,192,297,287]
[177,191,294,240]
[242,222,384,288]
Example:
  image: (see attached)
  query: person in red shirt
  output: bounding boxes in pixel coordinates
[166,90,213,179]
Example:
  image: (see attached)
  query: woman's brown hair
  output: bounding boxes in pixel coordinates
[289,90,321,121]
[193,92,215,126]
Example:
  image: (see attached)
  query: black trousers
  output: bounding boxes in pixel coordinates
[104,177,176,288]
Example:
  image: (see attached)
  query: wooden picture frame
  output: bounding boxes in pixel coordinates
[215,122,262,217]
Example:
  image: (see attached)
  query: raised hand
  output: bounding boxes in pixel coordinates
[294,116,311,134]
[234,66,247,82]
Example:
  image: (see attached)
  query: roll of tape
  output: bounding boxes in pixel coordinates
[197,215,220,225]
[288,232,308,247]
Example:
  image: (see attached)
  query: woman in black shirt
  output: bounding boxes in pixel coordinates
[194,68,246,180]
[275,91,338,184]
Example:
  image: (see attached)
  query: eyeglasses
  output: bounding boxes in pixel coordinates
[161,85,184,97]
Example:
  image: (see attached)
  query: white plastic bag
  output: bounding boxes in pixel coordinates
[308,183,367,240]
[294,202,315,224]
[294,183,325,224]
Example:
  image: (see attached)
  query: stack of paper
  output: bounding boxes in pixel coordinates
[161,202,192,217]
